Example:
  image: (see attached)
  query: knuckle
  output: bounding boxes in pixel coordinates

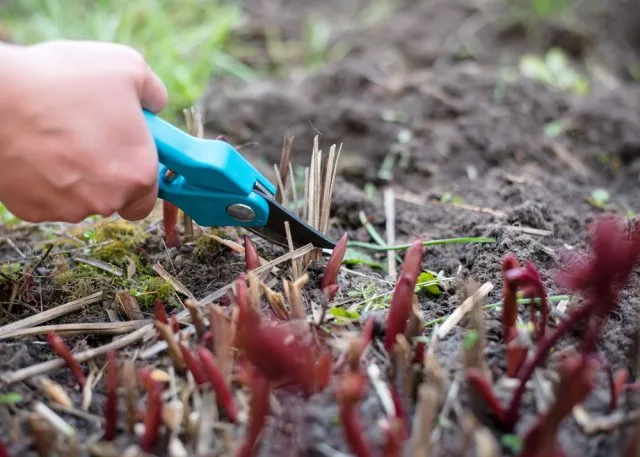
[21,210,44,223]
[84,193,119,218]
[122,47,147,74]
[66,212,86,224]
[65,203,91,223]
[130,161,158,191]
[92,202,117,218]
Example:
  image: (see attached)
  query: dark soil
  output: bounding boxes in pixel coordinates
[3,0,640,456]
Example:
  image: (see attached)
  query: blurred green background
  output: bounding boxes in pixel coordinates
[1,0,259,123]
[0,0,383,125]
[0,0,588,125]
[0,0,424,124]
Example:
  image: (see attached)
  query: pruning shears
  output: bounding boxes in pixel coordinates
[143,110,337,251]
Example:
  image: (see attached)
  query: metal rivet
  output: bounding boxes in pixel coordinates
[227,204,255,222]
[163,169,178,183]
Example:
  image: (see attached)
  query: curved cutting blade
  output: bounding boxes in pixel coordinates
[248,185,337,251]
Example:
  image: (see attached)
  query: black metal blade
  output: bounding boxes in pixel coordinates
[249,186,337,251]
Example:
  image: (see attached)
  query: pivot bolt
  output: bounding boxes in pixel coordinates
[163,169,178,183]
[227,204,255,222]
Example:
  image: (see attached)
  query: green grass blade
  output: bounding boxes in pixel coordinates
[346,236,496,252]
[423,295,571,328]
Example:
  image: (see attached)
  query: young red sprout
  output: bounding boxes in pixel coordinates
[236,370,271,457]
[608,367,629,413]
[321,233,348,301]
[179,343,208,387]
[502,254,520,341]
[233,275,316,395]
[625,434,640,457]
[383,418,405,457]
[555,216,640,353]
[412,341,425,365]
[137,367,153,392]
[196,346,238,422]
[170,315,180,334]
[236,320,317,394]
[338,372,372,457]
[203,331,214,351]
[518,354,599,457]
[104,350,118,441]
[503,216,640,429]
[504,260,548,341]
[384,240,424,351]
[47,332,86,388]
[162,201,181,248]
[243,235,261,270]
[0,438,10,457]
[184,299,208,340]
[506,327,529,378]
[140,380,164,453]
[314,352,332,392]
[361,317,376,349]
[389,385,409,438]
[154,299,169,325]
[466,368,507,427]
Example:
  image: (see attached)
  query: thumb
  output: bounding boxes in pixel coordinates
[139,65,168,113]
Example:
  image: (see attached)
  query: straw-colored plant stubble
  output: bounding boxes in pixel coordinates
[273,134,342,270]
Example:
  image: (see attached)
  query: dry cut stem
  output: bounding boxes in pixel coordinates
[272,133,342,267]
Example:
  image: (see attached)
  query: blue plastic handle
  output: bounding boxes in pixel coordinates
[143,110,276,228]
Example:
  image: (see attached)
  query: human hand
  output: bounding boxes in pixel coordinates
[0,40,167,223]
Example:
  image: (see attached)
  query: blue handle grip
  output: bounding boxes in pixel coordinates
[144,110,276,228]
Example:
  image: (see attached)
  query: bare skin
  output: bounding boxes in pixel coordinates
[0,40,168,223]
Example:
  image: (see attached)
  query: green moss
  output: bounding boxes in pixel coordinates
[53,263,116,300]
[0,262,22,287]
[194,234,222,260]
[70,220,144,244]
[1,263,22,280]
[94,220,142,242]
[93,241,141,267]
[70,220,148,269]
[130,276,175,310]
